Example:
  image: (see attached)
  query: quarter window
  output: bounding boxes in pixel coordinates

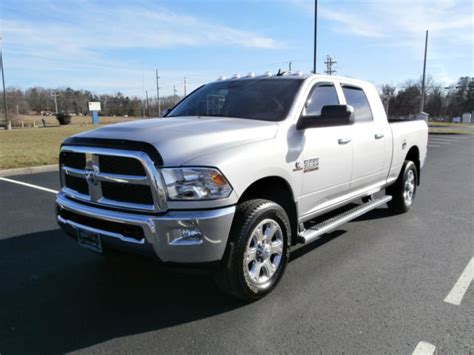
[341,86,373,122]
[305,84,339,116]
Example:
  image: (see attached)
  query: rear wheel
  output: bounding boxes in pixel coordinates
[214,199,291,302]
[387,160,417,214]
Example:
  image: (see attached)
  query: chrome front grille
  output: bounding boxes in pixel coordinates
[60,146,167,212]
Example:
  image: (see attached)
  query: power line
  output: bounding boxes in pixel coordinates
[324,55,337,75]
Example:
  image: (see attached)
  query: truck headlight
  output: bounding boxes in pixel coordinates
[161,167,232,200]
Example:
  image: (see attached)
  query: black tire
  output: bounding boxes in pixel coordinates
[214,199,291,302]
[386,160,417,214]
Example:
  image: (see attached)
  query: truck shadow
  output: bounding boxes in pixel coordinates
[0,229,240,354]
[1,204,390,353]
[290,203,393,261]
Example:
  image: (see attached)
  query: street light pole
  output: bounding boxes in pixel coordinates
[420,30,429,113]
[0,43,8,129]
[313,0,318,74]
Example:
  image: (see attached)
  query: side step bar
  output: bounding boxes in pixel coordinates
[297,195,392,244]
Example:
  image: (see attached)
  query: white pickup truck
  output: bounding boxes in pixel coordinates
[56,73,428,301]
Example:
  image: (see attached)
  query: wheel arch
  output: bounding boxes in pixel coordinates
[237,176,298,245]
[405,145,421,185]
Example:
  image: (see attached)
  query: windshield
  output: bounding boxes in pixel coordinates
[167,78,304,121]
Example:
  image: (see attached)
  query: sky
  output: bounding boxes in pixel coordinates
[0,0,473,97]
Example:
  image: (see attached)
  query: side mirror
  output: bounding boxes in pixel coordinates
[297,105,354,130]
[162,107,171,117]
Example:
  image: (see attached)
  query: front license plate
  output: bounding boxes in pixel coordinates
[77,228,103,253]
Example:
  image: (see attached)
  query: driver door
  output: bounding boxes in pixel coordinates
[298,83,354,218]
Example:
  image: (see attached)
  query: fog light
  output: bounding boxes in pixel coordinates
[168,227,203,245]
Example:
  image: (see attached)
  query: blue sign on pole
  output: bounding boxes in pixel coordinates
[88,101,101,125]
[92,111,99,125]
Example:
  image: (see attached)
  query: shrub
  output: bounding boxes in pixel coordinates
[55,112,72,125]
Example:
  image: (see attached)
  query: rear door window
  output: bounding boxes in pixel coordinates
[341,86,373,122]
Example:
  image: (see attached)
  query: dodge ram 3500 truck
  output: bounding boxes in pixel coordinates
[56,73,428,301]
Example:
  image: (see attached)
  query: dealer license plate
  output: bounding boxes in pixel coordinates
[77,228,103,253]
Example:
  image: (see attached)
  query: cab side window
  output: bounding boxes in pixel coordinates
[341,86,373,122]
[305,84,339,116]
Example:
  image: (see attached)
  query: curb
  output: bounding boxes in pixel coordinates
[0,164,58,177]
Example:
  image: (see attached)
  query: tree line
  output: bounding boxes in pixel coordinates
[2,87,179,118]
[1,76,473,120]
[381,76,473,120]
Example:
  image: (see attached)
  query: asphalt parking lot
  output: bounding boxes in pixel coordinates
[0,134,472,354]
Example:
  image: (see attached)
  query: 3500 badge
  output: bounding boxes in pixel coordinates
[304,158,319,172]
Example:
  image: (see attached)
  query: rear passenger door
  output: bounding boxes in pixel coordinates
[341,85,386,191]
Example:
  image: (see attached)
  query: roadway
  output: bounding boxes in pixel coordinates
[0,134,472,353]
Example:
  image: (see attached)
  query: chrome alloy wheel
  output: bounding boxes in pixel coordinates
[403,169,416,206]
[244,218,284,288]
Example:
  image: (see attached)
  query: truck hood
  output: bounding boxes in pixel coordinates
[72,116,279,165]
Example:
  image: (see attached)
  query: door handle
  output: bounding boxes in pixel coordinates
[338,138,352,145]
[374,133,384,139]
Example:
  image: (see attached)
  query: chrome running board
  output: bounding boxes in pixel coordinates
[297,196,392,244]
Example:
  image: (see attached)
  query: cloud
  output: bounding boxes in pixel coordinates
[292,0,473,45]
[1,1,281,56]
[0,0,282,94]
[318,7,384,38]
[290,0,473,83]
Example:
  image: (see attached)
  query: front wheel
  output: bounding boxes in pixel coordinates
[386,160,417,214]
[214,199,291,302]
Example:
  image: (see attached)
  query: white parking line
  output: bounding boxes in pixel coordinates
[444,257,474,306]
[0,177,58,194]
[429,137,465,142]
[429,140,456,144]
[427,140,451,145]
[429,135,468,139]
[412,341,436,355]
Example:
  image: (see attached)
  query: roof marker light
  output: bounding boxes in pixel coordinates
[246,72,256,78]
[232,73,241,79]
[262,71,272,77]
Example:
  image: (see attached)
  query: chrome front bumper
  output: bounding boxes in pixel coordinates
[56,192,235,263]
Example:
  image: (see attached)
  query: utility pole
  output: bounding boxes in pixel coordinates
[173,85,177,104]
[51,91,59,113]
[288,61,292,72]
[313,0,318,73]
[184,77,187,97]
[156,69,161,117]
[145,90,149,117]
[324,55,337,75]
[420,30,429,113]
[0,41,8,129]
[382,95,391,116]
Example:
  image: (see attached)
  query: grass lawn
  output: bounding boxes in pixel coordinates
[428,122,473,128]
[0,126,97,169]
[429,127,474,135]
[1,119,471,170]
[428,122,474,135]
[10,114,141,127]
